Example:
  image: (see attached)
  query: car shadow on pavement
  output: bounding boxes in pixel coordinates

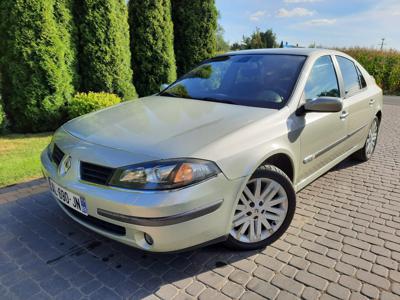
[0,186,260,299]
[331,156,363,172]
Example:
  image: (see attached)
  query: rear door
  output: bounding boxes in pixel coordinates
[334,56,372,149]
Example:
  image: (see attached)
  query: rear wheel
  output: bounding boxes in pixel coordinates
[225,165,296,250]
[352,116,380,162]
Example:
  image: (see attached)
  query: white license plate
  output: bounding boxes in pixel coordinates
[48,178,88,216]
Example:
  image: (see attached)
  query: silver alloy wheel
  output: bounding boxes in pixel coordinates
[366,119,378,158]
[230,178,289,243]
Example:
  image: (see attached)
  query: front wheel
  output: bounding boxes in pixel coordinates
[225,165,296,251]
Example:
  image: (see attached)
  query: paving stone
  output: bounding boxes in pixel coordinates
[197,271,226,289]
[254,255,284,271]
[306,251,336,268]
[155,284,179,300]
[240,291,265,300]
[327,282,351,300]
[341,254,372,271]
[349,292,368,300]
[276,290,298,300]
[339,275,362,292]
[361,283,380,299]
[247,278,280,299]
[39,274,70,296]
[295,270,328,290]
[228,269,251,286]
[253,266,274,282]
[55,287,82,300]
[89,286,120,300]
[221,281,245,299]
[199,288,230,300]
[302,287,321,300]
[308,263,340,282]
[381,291,400,300]
[186,281,205,297]
[356,269,390,290]
[10,278,40,299]
[271,274,304,296]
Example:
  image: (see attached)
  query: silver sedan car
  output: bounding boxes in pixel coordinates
[41,49,382,252]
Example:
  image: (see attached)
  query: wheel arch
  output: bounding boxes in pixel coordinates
[376,110,382,123]
[261,153,295,183]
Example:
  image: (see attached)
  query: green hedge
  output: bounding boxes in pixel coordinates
[76,0,137,99]
[342,47,400,95]
[172,0,218,77]
[128,0,176,97]
[68,92,122,119]
[0,0,76,132]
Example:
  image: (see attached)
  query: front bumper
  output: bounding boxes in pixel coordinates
[41,136,244,252]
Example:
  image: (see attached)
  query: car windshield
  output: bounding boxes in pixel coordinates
[160,54,307,109]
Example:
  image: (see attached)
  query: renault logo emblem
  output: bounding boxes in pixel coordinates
[59,155,72,176]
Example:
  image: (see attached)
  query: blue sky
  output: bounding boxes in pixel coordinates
[215,0,400,50]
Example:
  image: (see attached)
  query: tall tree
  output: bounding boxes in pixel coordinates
[76,0,137,99]
[0,0,76,132]
[172,0,218,77]
[128,0,176,97]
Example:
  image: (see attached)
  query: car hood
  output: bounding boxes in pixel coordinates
[63,96,277,159]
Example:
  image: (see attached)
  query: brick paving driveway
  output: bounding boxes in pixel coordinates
[1,103,400,300]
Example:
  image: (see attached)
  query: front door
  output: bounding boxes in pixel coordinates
[298,55,347,181]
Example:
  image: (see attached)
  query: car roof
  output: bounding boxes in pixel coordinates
[224,48,344,57]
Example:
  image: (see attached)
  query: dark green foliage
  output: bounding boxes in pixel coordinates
[0,0,76,132]
[68,92,122,119]
[128,0,176,96]
[77,0,137,99]
[172,0,218,76]
[231,28,278,50]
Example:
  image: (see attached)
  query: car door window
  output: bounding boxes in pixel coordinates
[336,56,363,96]
[304,55,340,102]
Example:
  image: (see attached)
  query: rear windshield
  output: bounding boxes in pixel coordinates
[160,54,306,109]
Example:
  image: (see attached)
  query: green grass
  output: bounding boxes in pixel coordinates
[0,132,52,188]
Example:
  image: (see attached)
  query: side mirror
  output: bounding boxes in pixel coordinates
[303,97,343,113]
[160,83,169,92]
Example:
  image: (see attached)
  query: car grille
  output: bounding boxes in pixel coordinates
[52,144,65,166]
[80,162,114,185]
[61,203,126,236]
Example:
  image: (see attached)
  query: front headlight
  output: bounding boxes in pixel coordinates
[109,159,221,190]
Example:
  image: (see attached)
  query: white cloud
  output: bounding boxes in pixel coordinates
[277,7,315,18]
[304,18,337,25]
[284,0,322,3]
[249,10,267,22]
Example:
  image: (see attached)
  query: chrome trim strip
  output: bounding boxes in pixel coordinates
[97,199,224,227]
[303,124,367,164]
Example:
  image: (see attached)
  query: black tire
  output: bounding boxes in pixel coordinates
[352,116,380,162]
[225,165,296,251]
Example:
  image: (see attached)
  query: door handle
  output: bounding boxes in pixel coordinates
[369,99,375,106]
[340,111,349,120]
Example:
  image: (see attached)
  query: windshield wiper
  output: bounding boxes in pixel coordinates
[198,97,236,105]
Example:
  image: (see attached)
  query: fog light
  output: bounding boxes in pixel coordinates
[144,233,154,245]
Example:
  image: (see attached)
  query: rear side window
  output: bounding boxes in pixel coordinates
[336,56,363,96]
[356,66,367,89]
[304,55,340,102]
